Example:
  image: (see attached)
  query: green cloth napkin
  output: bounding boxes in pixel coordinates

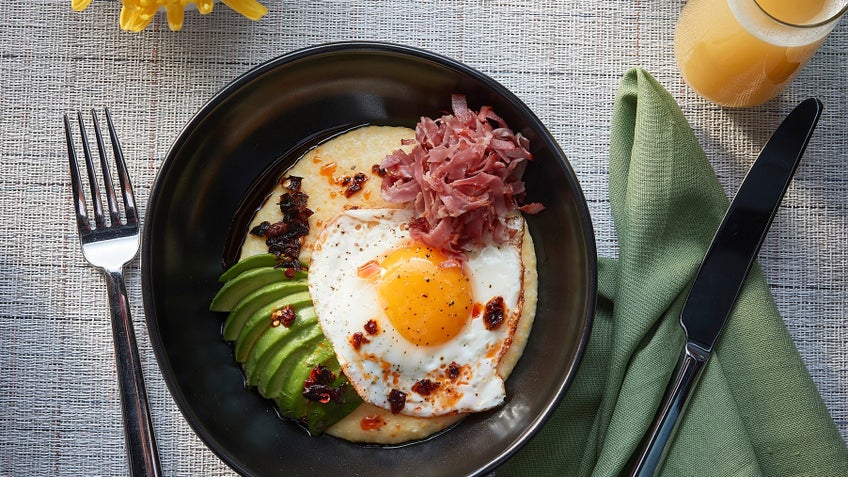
[501,68,848,477]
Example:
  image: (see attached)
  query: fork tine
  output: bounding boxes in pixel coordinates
[91,109,121,226]
[104,108,138,226]
[64,114,90,232]
[76,111,106,229]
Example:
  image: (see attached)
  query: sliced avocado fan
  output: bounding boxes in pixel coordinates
[210,254,362,434]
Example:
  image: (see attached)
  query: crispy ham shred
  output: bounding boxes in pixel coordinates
[379,94,543,256]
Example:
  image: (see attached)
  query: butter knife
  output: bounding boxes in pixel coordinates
[623,97,823,477]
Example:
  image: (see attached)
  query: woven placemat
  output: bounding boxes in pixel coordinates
[1,1,845,475]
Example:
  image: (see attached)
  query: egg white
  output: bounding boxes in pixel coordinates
[308,208,525,417]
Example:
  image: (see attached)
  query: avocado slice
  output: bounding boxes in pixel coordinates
[256,328,325,399]
[274,341,364,435]
[211,260,362,434]
[222,279,308,341]
[234,291,312,363]
[210,266,306,312]
[263,326,335,400]
[244,309,318,387]
[274,339,336,413]
[218,253,280,282]
[302,361,363,435]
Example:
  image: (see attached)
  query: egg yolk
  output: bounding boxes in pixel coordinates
[376,244,472,347]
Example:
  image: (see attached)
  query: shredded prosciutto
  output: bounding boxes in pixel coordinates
[379,94,543,257]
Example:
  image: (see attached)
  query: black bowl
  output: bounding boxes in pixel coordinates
[142,42,596,477]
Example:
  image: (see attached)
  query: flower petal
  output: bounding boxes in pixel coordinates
[120,2,158,32]
[165,4,185,31]
[71,0,93,12]
[221,0,268,21]
[194,0,215,15]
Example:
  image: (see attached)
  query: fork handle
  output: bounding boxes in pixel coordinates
[104,268,163,477]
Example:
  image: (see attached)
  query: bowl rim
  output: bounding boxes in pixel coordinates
[141,40,597,476]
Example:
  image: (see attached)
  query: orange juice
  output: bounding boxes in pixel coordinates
[675,0,846,107]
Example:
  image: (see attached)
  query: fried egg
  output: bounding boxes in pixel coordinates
[308,208,526,417]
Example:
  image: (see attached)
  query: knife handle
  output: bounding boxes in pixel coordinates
[621,342,709,477]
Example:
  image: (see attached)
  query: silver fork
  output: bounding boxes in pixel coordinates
[64,109,162,477]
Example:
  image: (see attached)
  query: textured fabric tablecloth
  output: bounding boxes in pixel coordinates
[1,1,845,475]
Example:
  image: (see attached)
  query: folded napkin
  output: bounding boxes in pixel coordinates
[501,68,848,477]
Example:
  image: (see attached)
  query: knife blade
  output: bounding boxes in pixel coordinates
[623,97,823,477]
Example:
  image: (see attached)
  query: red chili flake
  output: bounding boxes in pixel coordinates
[360,415,386,431]
[304,365,336,387]
[302,365,346,404]
[483,296,506,330]
[411,379,440,396]
[249,220,271,237]
[447,362,461,379]
[350,332,370,350]
[343,172,368,198]
[284,267,296,279]
[263,175,313,268]
[266,221,289,237]
[283,175,303,191]
[364,319,379,335]
[303,384,335,404]
[270,305,296,328]
[371,164,387,177]
[388,389,406,414]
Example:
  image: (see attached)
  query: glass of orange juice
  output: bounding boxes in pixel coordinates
[675,0,848,107]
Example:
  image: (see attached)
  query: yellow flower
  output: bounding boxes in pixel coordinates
[71,0,268,32]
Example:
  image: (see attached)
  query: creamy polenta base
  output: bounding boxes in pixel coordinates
[241,126,538,444]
